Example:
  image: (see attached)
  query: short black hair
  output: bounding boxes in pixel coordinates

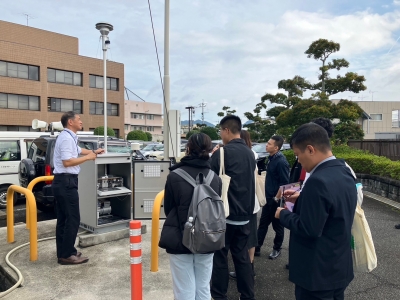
[187,132,213,160]
[220,115,241,134]
[290,123,331,153]
[271,135,284,149]
[311,117,334,138]
[61,111,77,127]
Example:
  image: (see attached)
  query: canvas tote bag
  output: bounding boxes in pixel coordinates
[255,169,266,207]
[351,203,377,272]
[219,147,231,218]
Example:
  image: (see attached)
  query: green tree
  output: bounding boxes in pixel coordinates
[333,122,364,144]
[196,123,207,128]
[304,38,367,95]
[200,126,219,140]
[186,130,200,139]
[145,132,152,141]
[93,126,115,137]
[244,101,277,142]
[127,130,148,141]
[217,106,237,118]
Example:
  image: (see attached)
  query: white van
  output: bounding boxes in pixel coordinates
[0,131,49,208]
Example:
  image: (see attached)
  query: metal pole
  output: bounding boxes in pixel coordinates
[102,35,108,153]
[163,0,170,159]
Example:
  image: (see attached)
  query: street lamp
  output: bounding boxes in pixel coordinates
[95,22,113,153]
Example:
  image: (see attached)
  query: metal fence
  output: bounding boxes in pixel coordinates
[347,140,400,161]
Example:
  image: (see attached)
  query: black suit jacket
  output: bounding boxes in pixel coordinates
[280,159,357,291]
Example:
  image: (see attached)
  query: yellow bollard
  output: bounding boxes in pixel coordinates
[150,190,165,272]
[6,185,38,261]
[26,176,54,230]
[6,189,15,243]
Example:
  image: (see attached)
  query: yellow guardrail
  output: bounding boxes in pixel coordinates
[25,176,54,230]
[150,190,165,272]
[6,185,38,261]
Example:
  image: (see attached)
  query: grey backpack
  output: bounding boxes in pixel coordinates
[173,168,226,254]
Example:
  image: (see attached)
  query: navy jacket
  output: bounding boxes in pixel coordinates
[265,151,290,202]
[211,139,256,221]
[280,159,357,291]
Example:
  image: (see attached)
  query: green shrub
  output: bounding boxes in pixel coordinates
[93,126,115,137]
[145,132,152,141]
[127,130,148,141]
[282,145,400,181]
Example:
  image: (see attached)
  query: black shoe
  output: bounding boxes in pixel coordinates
[254,247,261,257]
[251,262,256,277]
[395,224,400,229]
[229,271,237,279]
[285,263,289,270]
[269,249,281,260]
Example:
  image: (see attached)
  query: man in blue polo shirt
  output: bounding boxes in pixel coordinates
[53,111,104,265]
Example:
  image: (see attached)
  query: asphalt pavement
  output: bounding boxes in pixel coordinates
[0,195,399,299]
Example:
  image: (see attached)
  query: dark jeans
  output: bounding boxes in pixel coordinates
[257,200,284,250]
[53,174,80,259]
[211,223,255,300]
[295,285,346,300]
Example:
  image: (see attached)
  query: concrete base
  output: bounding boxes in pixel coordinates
[78,224,147,248]
[0,210,6,220]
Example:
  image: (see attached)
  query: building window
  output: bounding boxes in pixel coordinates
[392,110,400,128]
[0,125,39,132]
[131,113,144,119]
[0,60,39,81]
[370,114,382,121]
[147,126,154,132]
[89,75,119,91]
[0,93,40,111]
[48,98,82,113]
[124,124,130,131]
[47,68,82,86]
[147,114,154,120]
[89,102,119,116]
[114,129,120,138]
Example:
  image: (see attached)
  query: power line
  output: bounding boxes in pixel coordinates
[124,86,146,102]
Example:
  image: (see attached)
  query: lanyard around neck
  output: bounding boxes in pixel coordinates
[64,130,79,153]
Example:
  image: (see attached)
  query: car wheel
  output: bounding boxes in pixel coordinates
[34,191,54,213]
[0,186,18,209]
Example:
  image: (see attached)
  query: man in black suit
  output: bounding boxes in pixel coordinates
[275,123,357,300]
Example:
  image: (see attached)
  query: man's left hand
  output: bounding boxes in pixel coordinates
[275,207,285,219]
[95,149,105,155]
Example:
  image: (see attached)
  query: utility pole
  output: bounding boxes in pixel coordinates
[163,0,170,159]
[199,100,207,125]
[185,106,195,132]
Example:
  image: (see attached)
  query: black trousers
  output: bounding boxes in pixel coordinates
[211,223,255,300]
[53,174,80,259]
[295,285,346,300]
[257,200,284,250]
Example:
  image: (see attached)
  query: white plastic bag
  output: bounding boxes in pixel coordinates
[351,204,377,272]
[219,147,231,218]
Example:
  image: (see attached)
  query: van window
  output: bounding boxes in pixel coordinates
[78,141,94,150]
[0,140,21,161]
[29,139,47,163]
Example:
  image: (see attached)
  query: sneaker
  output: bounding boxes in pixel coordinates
[269,249,281,260]
[254,247,261,257]
[395,224,400,229]
[229,271,237,279]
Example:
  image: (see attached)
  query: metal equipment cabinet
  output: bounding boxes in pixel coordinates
[79,153,132,234]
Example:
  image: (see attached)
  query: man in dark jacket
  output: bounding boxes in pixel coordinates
[255,135,289,259]
[276,123,357,300]
[210,115,256,300]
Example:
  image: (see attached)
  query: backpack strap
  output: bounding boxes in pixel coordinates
[172,168,197,188]
[204,170,215,186]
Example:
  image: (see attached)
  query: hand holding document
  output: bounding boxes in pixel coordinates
[277,182,302,212]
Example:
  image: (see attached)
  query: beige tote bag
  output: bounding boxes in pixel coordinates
[219,147,231,218]
[255,169,266,207]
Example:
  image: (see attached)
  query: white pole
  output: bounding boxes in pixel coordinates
[163,0,170,159]
[102,35,108,153]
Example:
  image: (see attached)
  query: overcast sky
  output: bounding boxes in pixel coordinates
[1,0,400,124]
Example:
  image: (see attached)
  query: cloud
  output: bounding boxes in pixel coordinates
[394,1,400,6]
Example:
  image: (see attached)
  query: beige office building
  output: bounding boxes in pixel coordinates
[0,20,124,137]
[332,100,400,139]
[124,100,163,141]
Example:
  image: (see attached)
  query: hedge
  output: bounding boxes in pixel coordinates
[282,145,400,181]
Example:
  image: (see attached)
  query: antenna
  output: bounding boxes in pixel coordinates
[358,95,367,101]
[369,90,377,101]
[348,95,355,100]
[22,13,36,26]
